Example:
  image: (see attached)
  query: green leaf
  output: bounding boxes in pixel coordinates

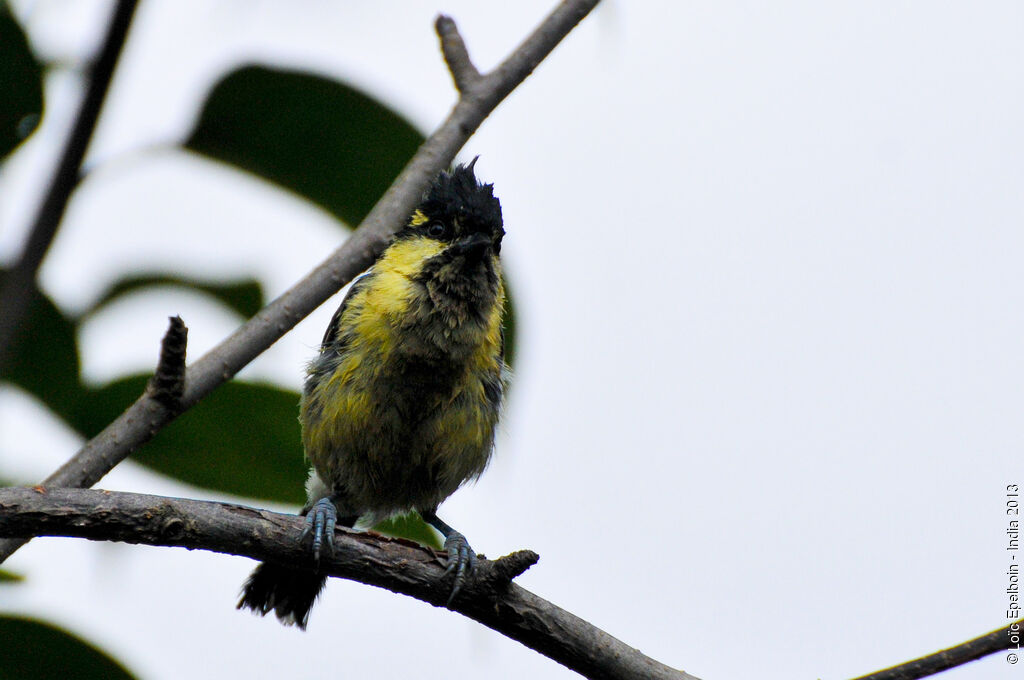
[71,376,307,505]
[0,271,85,423]
[0,568,25,584]
[0,615,138,680]
[0,5,43,160]
[83,273,265,320]
[373,514,442,551]
[185,64,425,228]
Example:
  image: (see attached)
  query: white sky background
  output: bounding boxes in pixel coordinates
[1,1,1022,678]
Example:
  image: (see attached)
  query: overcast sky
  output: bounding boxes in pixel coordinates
[2,1,1022,678]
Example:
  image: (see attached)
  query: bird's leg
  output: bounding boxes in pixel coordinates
[421,509,476,605]
[300,495,355,567]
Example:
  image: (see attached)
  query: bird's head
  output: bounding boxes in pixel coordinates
[399,158,504,261]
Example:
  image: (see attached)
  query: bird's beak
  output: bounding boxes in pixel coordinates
[453,232,493,260]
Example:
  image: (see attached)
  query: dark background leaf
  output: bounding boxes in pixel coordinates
[69,375,307,505]
[0,616,137,680]
[185,64,425,228]
[372,514,442,550]
[0,568,25,584]
[0,5,43,160]
[0,271,85,423]
[82,273,265,320]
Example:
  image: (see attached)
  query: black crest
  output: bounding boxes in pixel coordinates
[421,159,503,235]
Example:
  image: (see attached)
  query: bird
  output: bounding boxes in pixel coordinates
[237,159,508,629]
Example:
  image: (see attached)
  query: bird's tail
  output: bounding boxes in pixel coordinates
[237,561,326,630]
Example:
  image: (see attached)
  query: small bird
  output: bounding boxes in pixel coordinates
[238,160,508,629]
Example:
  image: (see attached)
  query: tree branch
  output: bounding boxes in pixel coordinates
[0,0,600,564]
[0,0,139,371]
[437,15,481,93]
[148,315,188,411]
[1,485,1017,680]
[848,621,1022,680]
[0,486,696,680]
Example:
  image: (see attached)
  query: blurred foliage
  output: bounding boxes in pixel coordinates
[0,270,82,419]
[0,269,307,503]
[186,65,424,228]
[0,616,138,680]
[0,4,43,160]
[0,569,25,584]
[374,514,442,551]
[83,273,265,320]
[71,375,308,504]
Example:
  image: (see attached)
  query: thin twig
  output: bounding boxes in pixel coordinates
[0,0,601,564]
[0,0,139,371]
[848,622,1022,680]
[436,15,481,93]
[148,315,188,410]
[0,487,697,680]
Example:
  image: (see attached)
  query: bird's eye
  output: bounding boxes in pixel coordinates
[427,221,449,238]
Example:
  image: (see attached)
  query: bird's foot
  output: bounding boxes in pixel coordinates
[443,530,476,605]
[301,497,337,566]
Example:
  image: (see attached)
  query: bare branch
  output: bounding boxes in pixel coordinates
[0,486,695,680]
[148,315,188,411]
[848,622,1022,680]
[0,0,600,564]
[436,15,481,93]
[0,0,139,371]
[1,483,1017,679]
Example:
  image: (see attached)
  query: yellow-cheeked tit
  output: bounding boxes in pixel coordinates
[238,160,508,628]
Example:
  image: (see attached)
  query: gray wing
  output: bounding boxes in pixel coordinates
[304,274,371,396]
[319,273,371,351]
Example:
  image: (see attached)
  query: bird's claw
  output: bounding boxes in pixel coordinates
[443,530,476,606]
[301,497,337,566]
